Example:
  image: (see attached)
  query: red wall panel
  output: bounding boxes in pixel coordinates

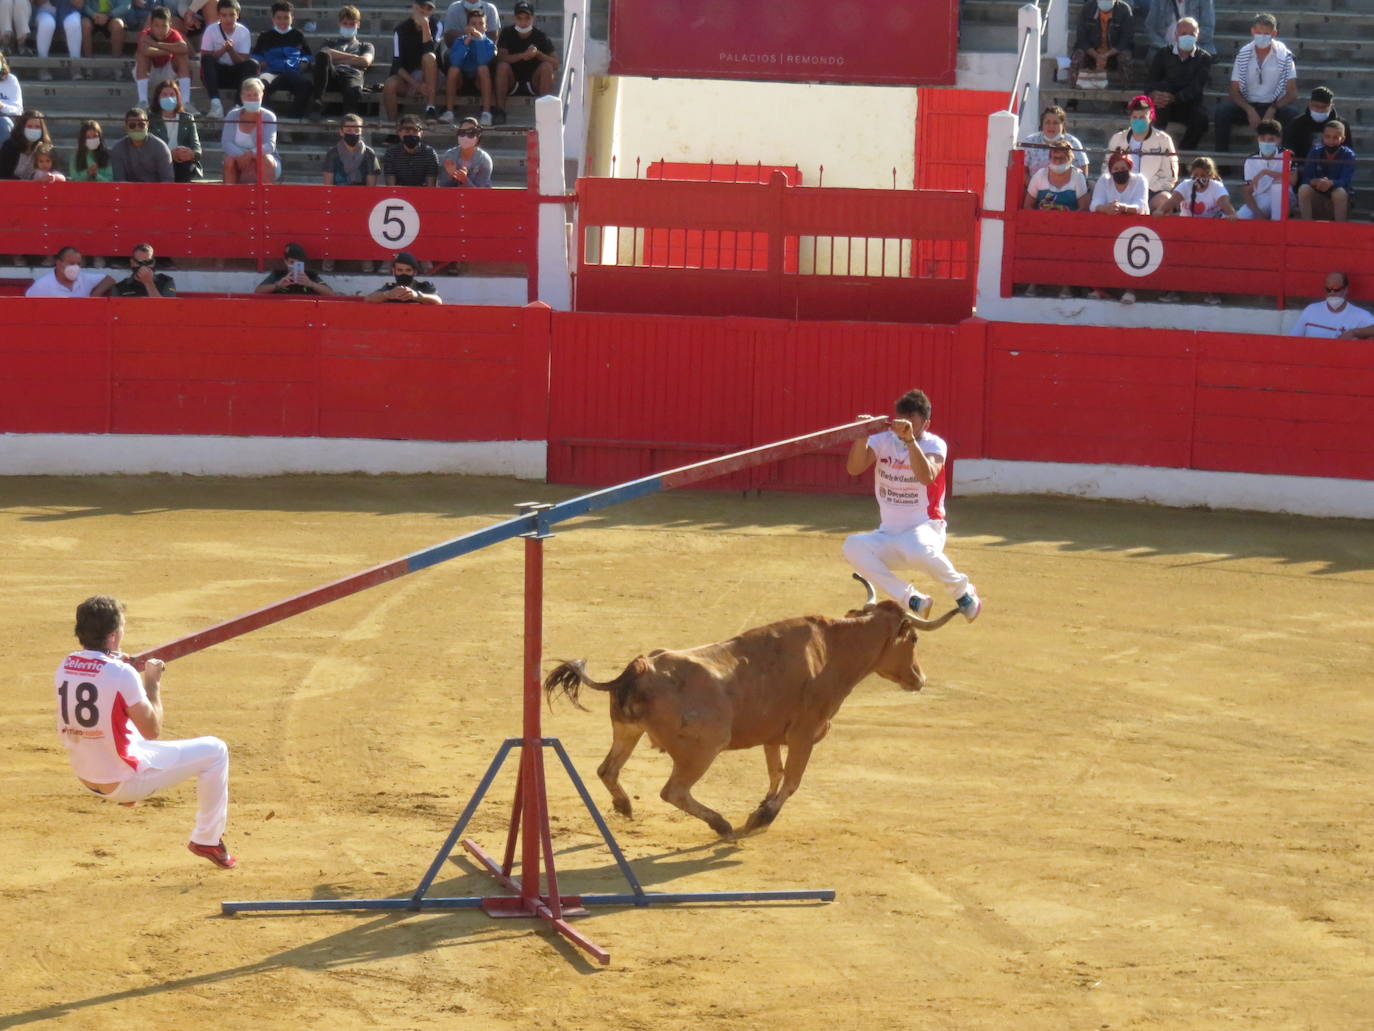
[914,88,1005,198]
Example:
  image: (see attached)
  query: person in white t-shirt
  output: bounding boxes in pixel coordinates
[1087,151,1150,303]
[55,595,237,869]
[25,246,115,297]
[1238,119,1296,220]
[1156,156,1236,304]
[1292,271,1374,339]
[843,389,981,623]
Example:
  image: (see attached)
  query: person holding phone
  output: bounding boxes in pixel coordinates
[256,241,336,295]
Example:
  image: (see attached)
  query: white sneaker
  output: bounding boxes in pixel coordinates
[209,98,224,119]
[956,589,982,623]
[479,110,492,127]
[1157,291,1181,303]
[1057,285,1074,299]
[1120,289,1136,305]
[908,592,934,619]
[1203,293,1222,306]
[1022,283,1039,297]
[439,109,455,124]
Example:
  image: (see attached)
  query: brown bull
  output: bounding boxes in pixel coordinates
[543,575,958,839]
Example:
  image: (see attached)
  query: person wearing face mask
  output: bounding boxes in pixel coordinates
[1019,105,1088,179]
[111,242,176,297]
[222,76,281,183]
[491,0,556,124]
[252,0,313,120]
[382,112,439,185]
[365,250,442,304]
[1144,0,1213,56]
[443,0,497,44]
[322,112,380,185]
[68,118,113,181]
[1103,95,1178,214]
[256,241,337,296]
[308,5,375,119]
[441,9,495,125]
[148,79,202,181]
[438,115,492,186]
[1020,139,1089,298]
[0,52,23,150]
[110,106,174,182]
[25,245,115,297]
[134,7,195,114]
[1156,155,1235,304]
[1143,16,1211,150]
[1297,120,1356,223]
[1238,120,1295,221]
[1087,151,1149,304]
[0,108,49,180]
[1068,0,1133,89]
[1293,272,1374,339]
[1214,13,1298,156]
[200,0,257,121]
[1284,86,1355,163]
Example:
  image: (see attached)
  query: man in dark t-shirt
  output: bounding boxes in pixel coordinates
[364,250,442,304]
[491,0,557,124]
[382,114,440,185]
[111,243,177,298]
[310,3,376,118]
[255,241,337,296]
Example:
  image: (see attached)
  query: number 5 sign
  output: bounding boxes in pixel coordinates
[369,198,421,250]
[1113,226,1164,278]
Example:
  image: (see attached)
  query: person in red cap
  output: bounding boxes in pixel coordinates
[1103,95,1179,214]
[1087,150,1149,304]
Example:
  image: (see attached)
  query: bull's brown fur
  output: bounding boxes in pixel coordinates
[544,599,957,839]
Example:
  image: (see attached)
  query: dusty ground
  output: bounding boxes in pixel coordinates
[2,474,1372,1030]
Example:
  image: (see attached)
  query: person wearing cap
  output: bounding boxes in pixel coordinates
[364,251,441,304]
[491,0,556,125]
[1087,150,1149,304]
[1103,94,1178,214]
[383,0,443,122]
[255,242,337,296]
[438,115,491,186]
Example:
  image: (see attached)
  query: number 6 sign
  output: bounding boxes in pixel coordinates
[369,198,421,250]
[1113,225,1164,278]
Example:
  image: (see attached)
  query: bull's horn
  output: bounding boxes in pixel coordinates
[903,608,960,631]
[852,572,877,607]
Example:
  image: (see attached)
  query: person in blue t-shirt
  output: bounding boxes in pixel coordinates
[1298,121,1356,222]
[441,7,495,125]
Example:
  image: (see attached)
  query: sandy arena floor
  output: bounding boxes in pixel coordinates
[3,474,1372,1030]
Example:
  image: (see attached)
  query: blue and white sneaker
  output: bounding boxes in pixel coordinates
[956,588,981,623]
[908,591,933,618]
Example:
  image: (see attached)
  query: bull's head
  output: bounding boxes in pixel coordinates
[851,574,958,692]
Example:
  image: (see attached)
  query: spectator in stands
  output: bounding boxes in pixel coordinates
[0,53,25,149]
[0,108,48,179]
[1156,156,1235,304]
[110,106,174,181]
[1088,150,1149,304]
[492,0,555,124]
[0,1,32,59]
[1292,272,1374,338]
[150,79,202,180]
[1297,120,1355,223]
[322,111,379,184]
[1144,0,1213,56]
[35,0,90,79]
[25,246,115,296]
[442,0,496,44]
[308,4,374,120]
[253,0,313,120]
[438,114,490,186]
[1020,106,1089,179]
[1020,139,1088,299]
[68,118,113,181]
[221,76,279,182]
[134,7,195,114]
[1284,86,1355,162]
[201,0,257,120]
[441,7,494,125]
[1237,119,1295,221]
[1144,16,1210,151]
[86,0,127,56]
[383,0,442,122]
[256,241,338,296]
[1214,13,1299,156]
[31,141,65,180]
[364,249,441,303]
[1068,0,1133,89]
[382,112,437,185]
[1103,96,1178,214]
[111,242,176,296]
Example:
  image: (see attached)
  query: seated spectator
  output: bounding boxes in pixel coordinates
[35,0,89,79]
[492,0,556,123]
[86,0,127,56]
[1144,0,1213,56]
[68,118,113,181]
[322,112,380,185]
[1019,105,1089,179]
[111,242,176,296]
[1237,120,1294,221]
[0,3,31,57]
[256,241,337,296]
[222,76,280,183]
[1087,151,1149,304]
[1103,96,1178,214]
[175,0,217,34]
[1297,121,1355,223]
[441,7,495,125]
[0,108,48,179]
[382,113,438,185]
[31,141,65,180]
[364,250,440,304]
[253,0,313,120]
[383,0,442,121]
[1214,13,1298,156]
[1293,272,1374,339]
[201,0,257,120]
[308,5,375,119]
[443,0,497,44]
[1157,156,1235,304]
[25,246,115,297]
[1020,139,1088,299]
[438,115,491,186]
[150,80,202,181]
[1284,87,1355,161]
[1068,0,1132,89]
[110,106,174,181]
[1144,16,1210,150]
[134,6,195,114]
[0,52,23,148]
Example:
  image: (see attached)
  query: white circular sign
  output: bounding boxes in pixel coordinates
[1113,226,1164,278]
[368,198,421,250]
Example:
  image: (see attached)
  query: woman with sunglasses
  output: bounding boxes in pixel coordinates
[437,115,491,187]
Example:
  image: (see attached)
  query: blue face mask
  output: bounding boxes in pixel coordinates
[243,99,262,113]
[159,95,178,112]
[1177,34,1197,52]
[338,24,357,37]
[1096,0,1113,10]
[1130,117,1149,134]
[1258,140,1278,157]
[1253,33,1273,48]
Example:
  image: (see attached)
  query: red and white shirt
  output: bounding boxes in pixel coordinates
[868,429,948,531]
[54,650,149,783]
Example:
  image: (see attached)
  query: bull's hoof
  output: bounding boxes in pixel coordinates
[708,816,735,839]
[612,798,633,817]
[743,805,778,833]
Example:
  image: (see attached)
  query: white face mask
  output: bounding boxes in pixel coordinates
[1309,108,1330,123]
[1326,294,1346,311]
[24,126,43,142]
[514,22,533,34]
[1252,33,1273,48]
[60,262,80,281]
[273,22,292,32]
[1049,161,1071,173]
[242,99,262,113]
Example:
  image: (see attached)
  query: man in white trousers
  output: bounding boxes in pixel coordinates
[843,389,982,622]
[55,595,236,868]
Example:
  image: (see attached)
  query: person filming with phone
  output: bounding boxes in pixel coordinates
[255,241,336,296]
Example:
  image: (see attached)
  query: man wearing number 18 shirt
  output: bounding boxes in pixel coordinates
[54,596,236,869]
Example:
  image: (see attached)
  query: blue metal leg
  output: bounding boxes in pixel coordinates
[546,737,647,902]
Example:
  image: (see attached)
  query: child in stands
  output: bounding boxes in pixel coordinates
[32,140,67,180]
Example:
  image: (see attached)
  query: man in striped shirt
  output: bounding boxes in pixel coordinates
[1214,12,1299,155]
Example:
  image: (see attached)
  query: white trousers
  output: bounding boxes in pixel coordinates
[0,0,31,39]
[1237,190,1287,220]
[843,521,970,608]
[35,7,81,57]
[102,736,230,846]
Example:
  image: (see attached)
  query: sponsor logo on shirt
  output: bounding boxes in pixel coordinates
[63,655,107,676]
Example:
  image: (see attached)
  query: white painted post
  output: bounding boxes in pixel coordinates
[975,110,1020,321]
[1016,3,1042,138]
[534,94,572,311]
[1045,0,1069,62]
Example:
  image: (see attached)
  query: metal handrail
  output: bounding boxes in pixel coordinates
[1007,23,1036,114]
[558,8,581,126]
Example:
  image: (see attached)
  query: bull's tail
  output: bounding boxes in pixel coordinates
[543,656,647,713]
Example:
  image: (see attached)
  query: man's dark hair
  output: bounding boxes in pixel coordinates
[894,389,932,421]
[217,0,240,12]
[1310,86,1334,104]
[149,5,171,21]
[54,245,79,262]
[271,0,293,14]
[466,7,484,21]
[1255,119,1282,137]
[132,242,154,257]
[125,106,150,123]
[75,596,125,650]
[1325,120,1346,138]
[1252,13,1277,31]
[397,113,422,130]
